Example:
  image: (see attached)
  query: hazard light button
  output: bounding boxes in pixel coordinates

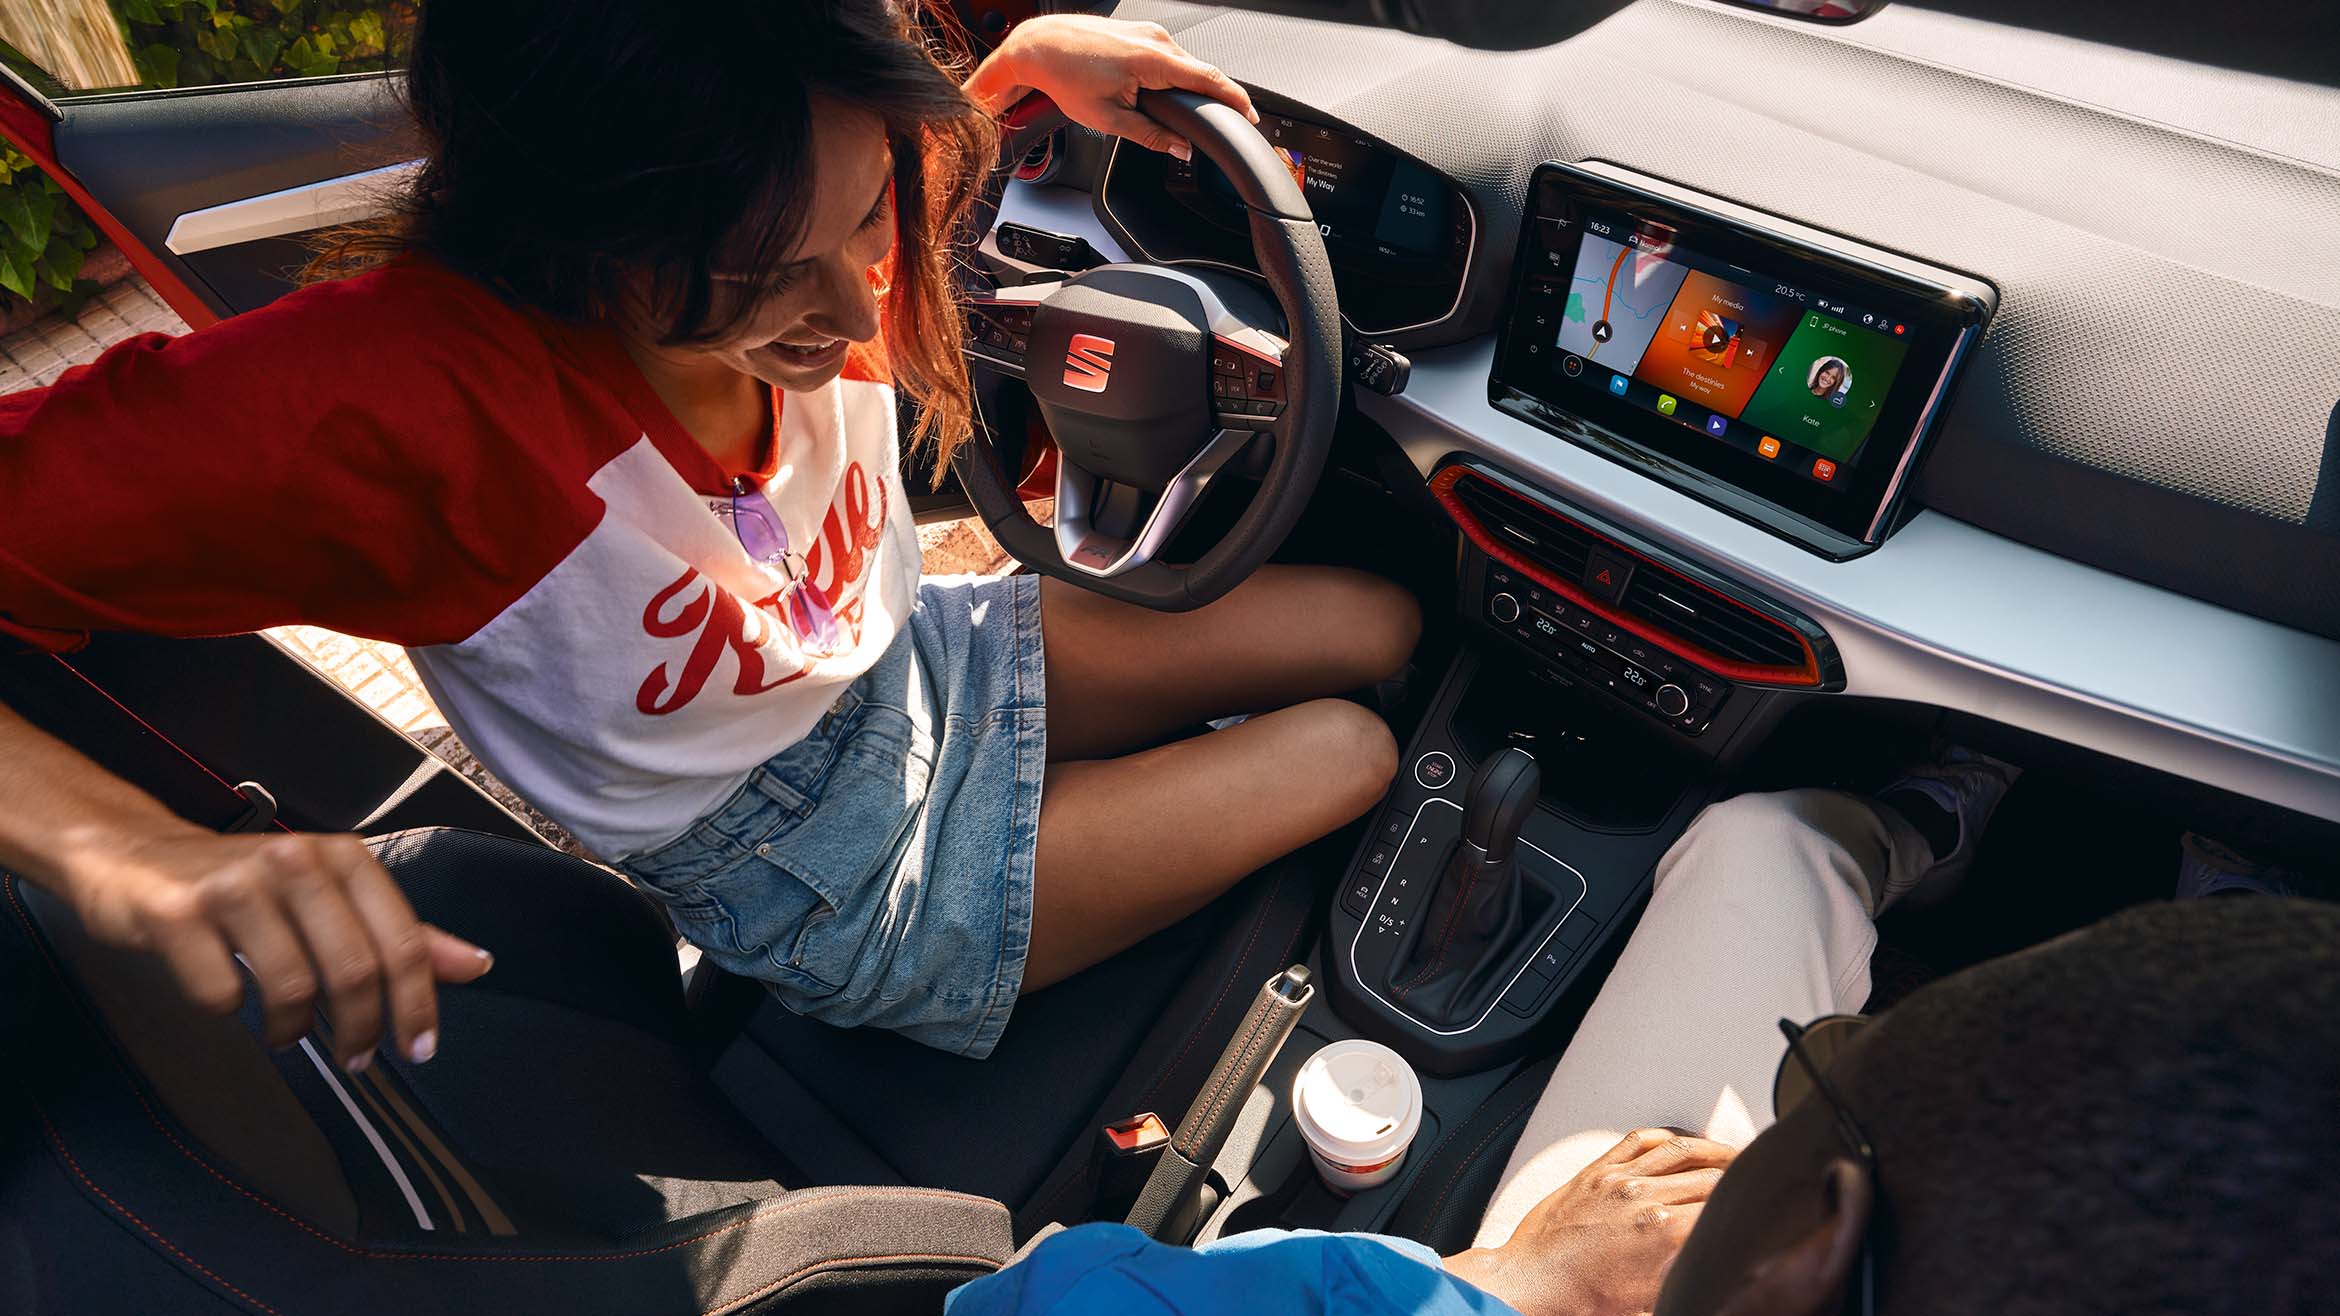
[1582,549,1635,605]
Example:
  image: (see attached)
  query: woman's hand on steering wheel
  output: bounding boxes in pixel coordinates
[963,15,1257,161]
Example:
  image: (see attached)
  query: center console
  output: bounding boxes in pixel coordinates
[1323,462,1845,1075]
[1325,644,1715,1075]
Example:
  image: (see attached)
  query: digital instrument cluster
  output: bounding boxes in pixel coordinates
[1098,105,1475,336]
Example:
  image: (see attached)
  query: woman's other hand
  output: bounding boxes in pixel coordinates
[67,827,493,1071]
[964,15,1258,160]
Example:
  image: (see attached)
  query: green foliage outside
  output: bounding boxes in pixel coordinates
[113,0,409,91]
[0,147,101,309]
[0,3,411,309]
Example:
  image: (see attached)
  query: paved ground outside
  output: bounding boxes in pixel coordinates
[7,272,1025,855]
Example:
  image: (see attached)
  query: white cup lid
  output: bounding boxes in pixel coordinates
[1292,1039,1422,1167]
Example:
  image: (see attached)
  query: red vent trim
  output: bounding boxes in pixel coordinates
[1431,467,1822,687]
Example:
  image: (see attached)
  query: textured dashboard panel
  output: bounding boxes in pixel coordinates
[1113,0,2340,636]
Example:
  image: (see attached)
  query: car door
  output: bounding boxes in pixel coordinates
[0,22,982,520]
[0,23,535,842]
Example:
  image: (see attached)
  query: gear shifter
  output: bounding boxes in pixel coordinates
[1386,747,1548,1028]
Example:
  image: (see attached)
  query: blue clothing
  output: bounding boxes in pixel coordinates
[619,572,1046,1058]
[946,1224,1520,1316]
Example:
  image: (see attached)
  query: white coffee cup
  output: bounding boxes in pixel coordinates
[1291,1039,1424,1194]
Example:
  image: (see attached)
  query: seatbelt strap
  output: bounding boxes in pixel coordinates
[52,655,292,834]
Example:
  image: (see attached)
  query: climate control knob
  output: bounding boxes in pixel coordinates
[1489,592,1522,624]
[1653,683,1691,718]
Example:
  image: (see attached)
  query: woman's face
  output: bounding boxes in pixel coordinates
[637,99,898,393]
[1812,362,1843,396]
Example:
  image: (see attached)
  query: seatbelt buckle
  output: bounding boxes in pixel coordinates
[1091,1112,1170,1218]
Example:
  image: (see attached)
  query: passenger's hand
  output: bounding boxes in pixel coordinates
[62,827,491,1071]
[1444,1128,1739,1316]
[966,15,1258,160]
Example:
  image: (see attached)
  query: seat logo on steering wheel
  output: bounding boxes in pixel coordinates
[1063,333,1116,393]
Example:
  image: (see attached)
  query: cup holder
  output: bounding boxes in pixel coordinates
[1220,1168,1350,1236]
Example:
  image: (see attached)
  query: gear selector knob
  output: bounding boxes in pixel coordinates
[1461,747,1541,865]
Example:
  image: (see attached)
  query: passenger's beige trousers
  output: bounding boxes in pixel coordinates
[1472,789,1927,1248]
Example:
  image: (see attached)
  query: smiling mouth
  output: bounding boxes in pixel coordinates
[765,337,845,364]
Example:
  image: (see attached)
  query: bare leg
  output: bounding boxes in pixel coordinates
[1024,699,1398,987]
[1040,566,1422,762]
[1022,566,1421,988]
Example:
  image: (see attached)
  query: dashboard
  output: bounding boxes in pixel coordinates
[1097,99,1476,336]
[991,0,2340,827]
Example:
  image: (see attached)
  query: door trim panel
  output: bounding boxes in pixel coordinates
[164,159,417,256]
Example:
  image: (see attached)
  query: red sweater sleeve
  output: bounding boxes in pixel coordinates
[0,263,616,653]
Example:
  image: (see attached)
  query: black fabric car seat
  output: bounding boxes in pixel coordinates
[1,821,1326,1314]
[701,834,1327,1235]
[2,828,1019,1315]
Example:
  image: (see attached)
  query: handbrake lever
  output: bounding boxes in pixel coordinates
[1126,965,1314,1242]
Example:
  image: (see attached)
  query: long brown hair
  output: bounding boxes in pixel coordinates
[309,0,996,464]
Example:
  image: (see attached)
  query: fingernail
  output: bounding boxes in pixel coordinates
[408,1030,438,1064]
[1168,141,1191,162]
[343,1050,374,1075]
[475,948,495,973]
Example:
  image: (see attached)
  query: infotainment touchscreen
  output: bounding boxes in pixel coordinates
[1491,164,1992,557]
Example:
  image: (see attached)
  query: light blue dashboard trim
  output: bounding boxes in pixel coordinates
[999,181,2340,824]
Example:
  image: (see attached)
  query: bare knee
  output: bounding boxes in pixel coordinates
[1290,697,1400,820]
[1320,570,1422,686]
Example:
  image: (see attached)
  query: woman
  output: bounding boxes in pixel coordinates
[0,2,1416,1066]
[1807,357,1847,400]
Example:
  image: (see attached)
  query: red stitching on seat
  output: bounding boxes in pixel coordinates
[1134,880,1275,1113]
[35,1108,285,1316]
[4,876,993,1266]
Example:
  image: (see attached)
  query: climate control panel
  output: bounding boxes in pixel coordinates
[1481,564,1731,737]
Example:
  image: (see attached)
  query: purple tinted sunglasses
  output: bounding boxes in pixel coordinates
[727,477,846,656]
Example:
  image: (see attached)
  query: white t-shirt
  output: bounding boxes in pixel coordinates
[0,258,916,859]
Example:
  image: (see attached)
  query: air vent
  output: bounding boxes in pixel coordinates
[1450,477,1592,584]
[1433,466,1823,686]
[1618,571,1806,670]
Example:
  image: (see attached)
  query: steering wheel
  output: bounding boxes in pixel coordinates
[953,90,1342,612]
